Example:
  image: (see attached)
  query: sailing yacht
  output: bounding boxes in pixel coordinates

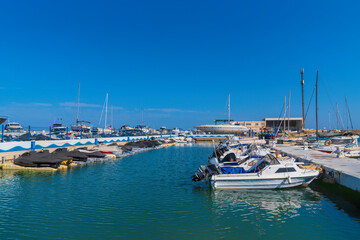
[70,83,92,134]
[194,94,248,134]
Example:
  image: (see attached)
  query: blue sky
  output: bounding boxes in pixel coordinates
[0,0,359,129]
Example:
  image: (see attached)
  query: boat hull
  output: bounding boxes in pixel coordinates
[211,175,317,190]
[194,124,248,134]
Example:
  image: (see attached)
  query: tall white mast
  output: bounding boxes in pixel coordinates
[76,82,80,124]
[104,93,108,129]
[288,91,291,134]
[283,96,286,135]
[228,94,230,123]
[111,105,113,128]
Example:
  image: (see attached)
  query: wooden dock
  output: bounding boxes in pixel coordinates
[275,145,360,192]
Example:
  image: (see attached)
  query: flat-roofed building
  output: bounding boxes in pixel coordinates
[232,121,265,132]
[263,117,303,132]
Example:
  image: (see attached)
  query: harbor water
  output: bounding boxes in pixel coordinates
[0,144,359,239]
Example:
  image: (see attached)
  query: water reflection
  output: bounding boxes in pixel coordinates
[210,188,322,219]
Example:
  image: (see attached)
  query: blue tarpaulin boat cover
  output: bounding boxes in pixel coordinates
[220,167,247,174]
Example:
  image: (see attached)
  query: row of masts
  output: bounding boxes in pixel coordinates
[75,83,114,129]
[301,69,354,141]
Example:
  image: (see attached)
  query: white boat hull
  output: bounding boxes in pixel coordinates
[195,124,248,134]
[211,175,317,189]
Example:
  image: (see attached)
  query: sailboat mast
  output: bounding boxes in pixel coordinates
[316,70,319,141]
[284,95,286,135]
[329,111,331,130]
[111,105,113,128]
[288,91,291,134]
[345,96,354,130]
[301,69,305,129]
[104,93,108,129]
[336,103,339,129]
[76,82,80,124]
[228,94,230,123]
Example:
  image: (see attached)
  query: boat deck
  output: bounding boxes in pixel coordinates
[275,145,360,192]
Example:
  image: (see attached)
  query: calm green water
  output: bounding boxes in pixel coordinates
[0,144,359,239]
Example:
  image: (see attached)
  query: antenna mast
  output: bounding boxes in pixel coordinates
[301,69,305,129]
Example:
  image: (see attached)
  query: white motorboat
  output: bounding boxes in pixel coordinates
[194,123,248,134]
[194,94,248,134]
[193,154,319,190]
[51,123,67,135]
[4,122,25,136]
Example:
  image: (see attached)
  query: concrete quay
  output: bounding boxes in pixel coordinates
[275,145,360,192]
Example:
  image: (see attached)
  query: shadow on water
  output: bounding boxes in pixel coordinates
[0,170,57,181]
[309,179,360,219]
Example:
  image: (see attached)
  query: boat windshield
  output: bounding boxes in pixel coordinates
[262,154,280,165]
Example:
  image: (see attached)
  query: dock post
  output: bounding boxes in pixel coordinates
[28,126,31,141]
[303,142,308,150]
[1,125,4,142]
[31,140,35,151]
[2,156,5,164]
[66,127,68,140]
[49,126,52,140]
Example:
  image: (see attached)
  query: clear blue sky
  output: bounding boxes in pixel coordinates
[0,0,359,129]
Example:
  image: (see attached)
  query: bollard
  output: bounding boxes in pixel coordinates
[303,142,308,150]
[2,156,5,164]
[336,146,345,158]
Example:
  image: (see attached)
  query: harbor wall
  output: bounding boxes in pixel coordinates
[0,135,171,153]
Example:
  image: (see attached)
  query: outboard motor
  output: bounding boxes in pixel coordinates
[191,157,220,182]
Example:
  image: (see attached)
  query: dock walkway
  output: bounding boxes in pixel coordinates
[275,145,360,192]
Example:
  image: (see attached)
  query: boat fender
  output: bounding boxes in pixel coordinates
[287,176,292,183]
[325,140,332,146]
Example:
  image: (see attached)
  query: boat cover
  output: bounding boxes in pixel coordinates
[220,167,247,174]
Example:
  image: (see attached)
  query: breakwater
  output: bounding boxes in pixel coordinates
[0,135,171,153]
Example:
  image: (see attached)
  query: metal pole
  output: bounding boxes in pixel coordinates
[288,91,291,133]
[81,127,83,139]
[301,69,305,129]
[283,96,286,136]
[1,125,4,142]
[66,126,68,140]
[49,126,52,140]
[316,70,319,142]
[28,126,31,141]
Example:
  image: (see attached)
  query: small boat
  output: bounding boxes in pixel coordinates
[51,123,67,135]
[192,154,319,189]
[3,122,25,137]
